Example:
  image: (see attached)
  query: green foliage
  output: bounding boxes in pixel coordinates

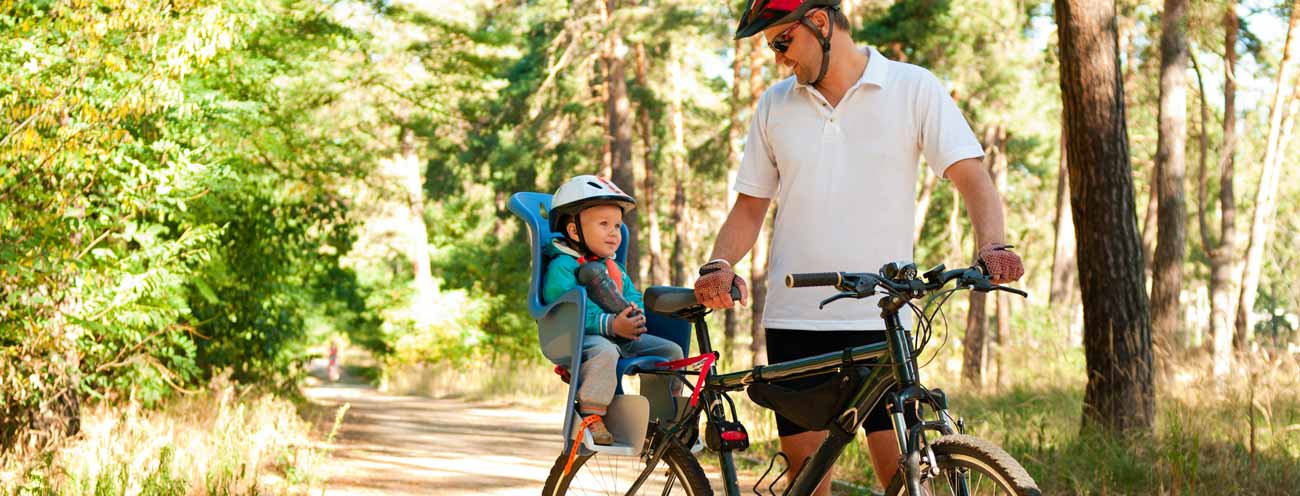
[1,0,388,445]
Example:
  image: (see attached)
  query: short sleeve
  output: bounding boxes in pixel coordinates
[733,94,779,198]
[917,72,984,178]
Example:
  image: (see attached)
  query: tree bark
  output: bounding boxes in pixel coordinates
[947,185,962,259]
[723,39,745,354]
[992,124,1010,389]
[1192,6,1240,376]
[914,166,938,245]
[604,0,638,280]
[668,51,690,287]
[962,272,989,387]
[1140,164,1158,280]
[749,36,769,366]
[1236,0,1300,348]
[1055,0,1155,435]
[634,42,667,286]
[1151,0,1189,366]
[1216,2,1241,359]
[963,124,1004,387]
[1050,120,1078,307]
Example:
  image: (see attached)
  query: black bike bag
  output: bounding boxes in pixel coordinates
[746,362,869,432]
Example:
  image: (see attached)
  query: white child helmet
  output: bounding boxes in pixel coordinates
[549,175,636,233]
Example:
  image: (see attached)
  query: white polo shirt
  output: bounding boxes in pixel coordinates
[734,46,984,331]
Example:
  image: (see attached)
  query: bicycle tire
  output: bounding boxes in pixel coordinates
[884,434,1040,496]
[542,441,712,496]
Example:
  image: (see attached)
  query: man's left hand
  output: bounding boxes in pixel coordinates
[978,243,1024,284]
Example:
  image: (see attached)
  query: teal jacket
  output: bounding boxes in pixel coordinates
[542,239,643,340]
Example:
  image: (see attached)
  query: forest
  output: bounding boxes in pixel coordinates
[2,0,1299,494]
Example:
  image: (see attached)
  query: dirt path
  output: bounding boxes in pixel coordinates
[305,380,567,495]
[302,365,874,495]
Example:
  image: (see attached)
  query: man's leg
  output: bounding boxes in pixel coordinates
[780,431,834,496]
[866,429,902,488]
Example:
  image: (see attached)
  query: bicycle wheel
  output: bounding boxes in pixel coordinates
[884,434,1040,496]
[542,441,712,496]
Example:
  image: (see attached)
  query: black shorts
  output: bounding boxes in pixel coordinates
[765,328,919,437]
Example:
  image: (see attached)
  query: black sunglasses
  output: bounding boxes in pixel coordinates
[768,21,802,53]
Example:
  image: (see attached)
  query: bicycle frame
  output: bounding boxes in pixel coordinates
[627,292,956,496]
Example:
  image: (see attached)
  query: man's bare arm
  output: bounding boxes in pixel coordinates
[707,193,772,266]
[944,158,1006,250]
[695,193,770,308]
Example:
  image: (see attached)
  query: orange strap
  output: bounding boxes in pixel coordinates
[562,414,603,478]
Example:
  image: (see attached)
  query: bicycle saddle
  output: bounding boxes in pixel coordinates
[643,286,701,315]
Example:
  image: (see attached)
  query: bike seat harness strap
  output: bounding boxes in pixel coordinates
[655,352,718,407]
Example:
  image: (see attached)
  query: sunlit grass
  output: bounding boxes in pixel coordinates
[1,375,345,495]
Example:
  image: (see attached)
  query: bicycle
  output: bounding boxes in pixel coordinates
[542,261,1041,496]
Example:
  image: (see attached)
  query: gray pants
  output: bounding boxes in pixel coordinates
[565,334,684,415]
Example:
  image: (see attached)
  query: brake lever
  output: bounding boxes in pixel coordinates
[819,291,867,309]
[994,285,1028,298]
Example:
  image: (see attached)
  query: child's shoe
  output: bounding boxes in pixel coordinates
[588,418,615,446]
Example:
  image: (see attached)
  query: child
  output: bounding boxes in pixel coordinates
[542,175,684,445]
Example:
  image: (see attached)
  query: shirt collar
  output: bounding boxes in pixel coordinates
[858,45,889,88]
[793,45,889,92]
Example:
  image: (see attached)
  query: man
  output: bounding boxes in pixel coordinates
[694,0,1025,492]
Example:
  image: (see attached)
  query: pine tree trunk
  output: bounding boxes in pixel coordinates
[963,124,1004,387]
[1218,3,1241,355]
[914,166,938,245]
[634,42,666,286]
[398,126,438,329]
[1236,0,1300,348]
[1050,122,1077,307]
[1151,0,1189,366]
[991,124,1010,389]
[604,0,638,280]
[1140,165,1157,279]
[668,51,690,287]
[724,39,745,353]
[749,36,769,367]
[1055,0,1155,435]
[750,209,773,366]
[947,186,962,259]
[1192,6,1240,376]
[963,276,988,387]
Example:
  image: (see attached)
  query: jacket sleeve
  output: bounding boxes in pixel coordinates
[542,255,616,338]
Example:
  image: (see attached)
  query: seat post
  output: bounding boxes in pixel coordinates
[691,316,712,356]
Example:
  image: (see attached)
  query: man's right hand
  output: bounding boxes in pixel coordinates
[694,260,749,309]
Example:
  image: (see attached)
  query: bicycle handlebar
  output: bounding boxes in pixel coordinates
[785,263,1028,301]
[785,272,842,288]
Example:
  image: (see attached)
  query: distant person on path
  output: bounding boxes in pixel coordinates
[328,340,340,382]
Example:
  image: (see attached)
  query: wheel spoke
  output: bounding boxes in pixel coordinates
[549,444,706,496]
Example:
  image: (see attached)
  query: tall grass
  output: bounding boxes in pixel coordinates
[1,375,343,495]
[392,312,1300,495]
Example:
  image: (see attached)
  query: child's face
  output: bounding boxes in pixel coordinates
[567,204,624,259]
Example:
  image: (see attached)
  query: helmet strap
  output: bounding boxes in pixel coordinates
[802,10,834,87]
[571,211,595,258]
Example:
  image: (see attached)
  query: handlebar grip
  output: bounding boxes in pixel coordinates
[785,272,842,288]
